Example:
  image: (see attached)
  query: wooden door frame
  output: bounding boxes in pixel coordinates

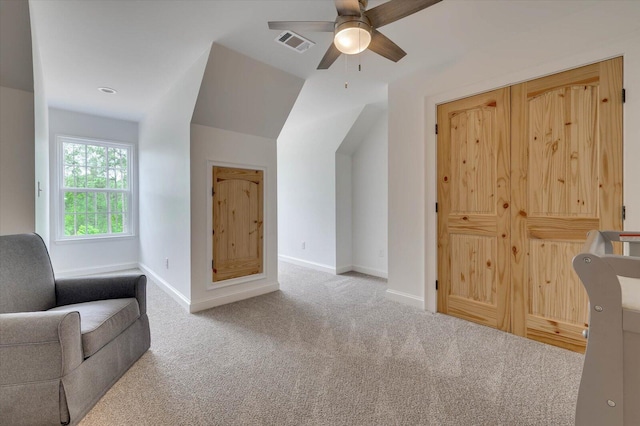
[207,160,267,290]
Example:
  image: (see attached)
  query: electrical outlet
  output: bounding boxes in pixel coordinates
[164,258,169,269]
[301,241,306,250]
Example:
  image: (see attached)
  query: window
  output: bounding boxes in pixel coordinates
[57,136,134,239]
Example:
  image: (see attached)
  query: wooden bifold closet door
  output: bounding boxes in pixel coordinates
[437,88,511,331]
[437,58,623,352]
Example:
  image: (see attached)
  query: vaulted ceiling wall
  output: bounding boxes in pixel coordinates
[192,43,304,140]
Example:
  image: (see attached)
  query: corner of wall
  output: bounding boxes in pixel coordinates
[137,44,211,305]
[138,262,191,312]
[32,25,50,246]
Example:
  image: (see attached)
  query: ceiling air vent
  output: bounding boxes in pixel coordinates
[275,31,315,53]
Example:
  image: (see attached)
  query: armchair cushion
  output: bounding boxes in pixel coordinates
[49,298,140,358]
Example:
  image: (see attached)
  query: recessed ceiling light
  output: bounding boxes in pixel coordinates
[98,87,117,94]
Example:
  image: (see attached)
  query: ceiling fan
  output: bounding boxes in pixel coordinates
[268,0,442,69]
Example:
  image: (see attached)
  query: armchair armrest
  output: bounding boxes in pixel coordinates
[55,274,147,315]
[0,311,83,385]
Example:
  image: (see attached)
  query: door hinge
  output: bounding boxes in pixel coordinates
[622,88,626,103]
[623,205,626,221]
[435,280,439,291]
[212,259,214,269]
[435,202,439,213]
[212,187,215,197]
[435,124,438,135]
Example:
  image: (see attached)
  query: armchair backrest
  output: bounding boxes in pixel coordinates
[0,233,56,313]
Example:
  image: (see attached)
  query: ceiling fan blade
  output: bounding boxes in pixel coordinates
[335,0,361,16]
[317,43,342,69]
[367,29,406,62]
[268,21,335,32]
[365,0,442,28]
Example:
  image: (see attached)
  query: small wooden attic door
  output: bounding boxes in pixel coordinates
[212,166,264,282]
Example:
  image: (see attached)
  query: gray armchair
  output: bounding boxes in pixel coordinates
[0,233,150,425]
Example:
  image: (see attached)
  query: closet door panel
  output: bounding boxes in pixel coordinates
[437,88,511,331]
[511,58,623,352]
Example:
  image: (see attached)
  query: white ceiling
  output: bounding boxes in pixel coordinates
[28,0,613,124]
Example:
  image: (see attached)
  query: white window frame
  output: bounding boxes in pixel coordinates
[55,135,136,241]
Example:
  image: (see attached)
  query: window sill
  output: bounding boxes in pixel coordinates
[55,234,137,245]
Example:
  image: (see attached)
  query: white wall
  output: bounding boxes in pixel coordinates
[0,86,34,235]
[335,152,352,273]
[352,111,388,278]
[278,107,362,273]
[32,22,50,247]
[388,4,640,311]
[279,104,388,278]
[47,108,138,275]
[138,47,210,307]
[190,125,279,311]
[0,0,34,236]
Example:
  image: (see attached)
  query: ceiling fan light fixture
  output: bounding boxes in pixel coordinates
[334,21,371,55]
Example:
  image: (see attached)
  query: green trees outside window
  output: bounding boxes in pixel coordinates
[60,139,131,237]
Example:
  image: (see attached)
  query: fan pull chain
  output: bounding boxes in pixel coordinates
[358,28,362,72]
[345,53,348,89]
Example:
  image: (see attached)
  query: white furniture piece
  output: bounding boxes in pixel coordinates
[573,230,640,426]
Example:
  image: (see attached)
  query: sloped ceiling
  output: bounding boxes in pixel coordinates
[337,103,386,156]
[0,0,33,91]
[27,1,634,123]
[192,44,304,140]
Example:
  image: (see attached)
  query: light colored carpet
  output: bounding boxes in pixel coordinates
[80,262,584,425]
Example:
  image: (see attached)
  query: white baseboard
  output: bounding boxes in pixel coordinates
[138,263,191,312]
[55,262,139,278]
[189,282,279,313]
[335,265,352,274]
[352,265,388,279]
[386,288,424,309]
[278,255,337,274]
[134,264,278,313]
[278,256,389,279]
